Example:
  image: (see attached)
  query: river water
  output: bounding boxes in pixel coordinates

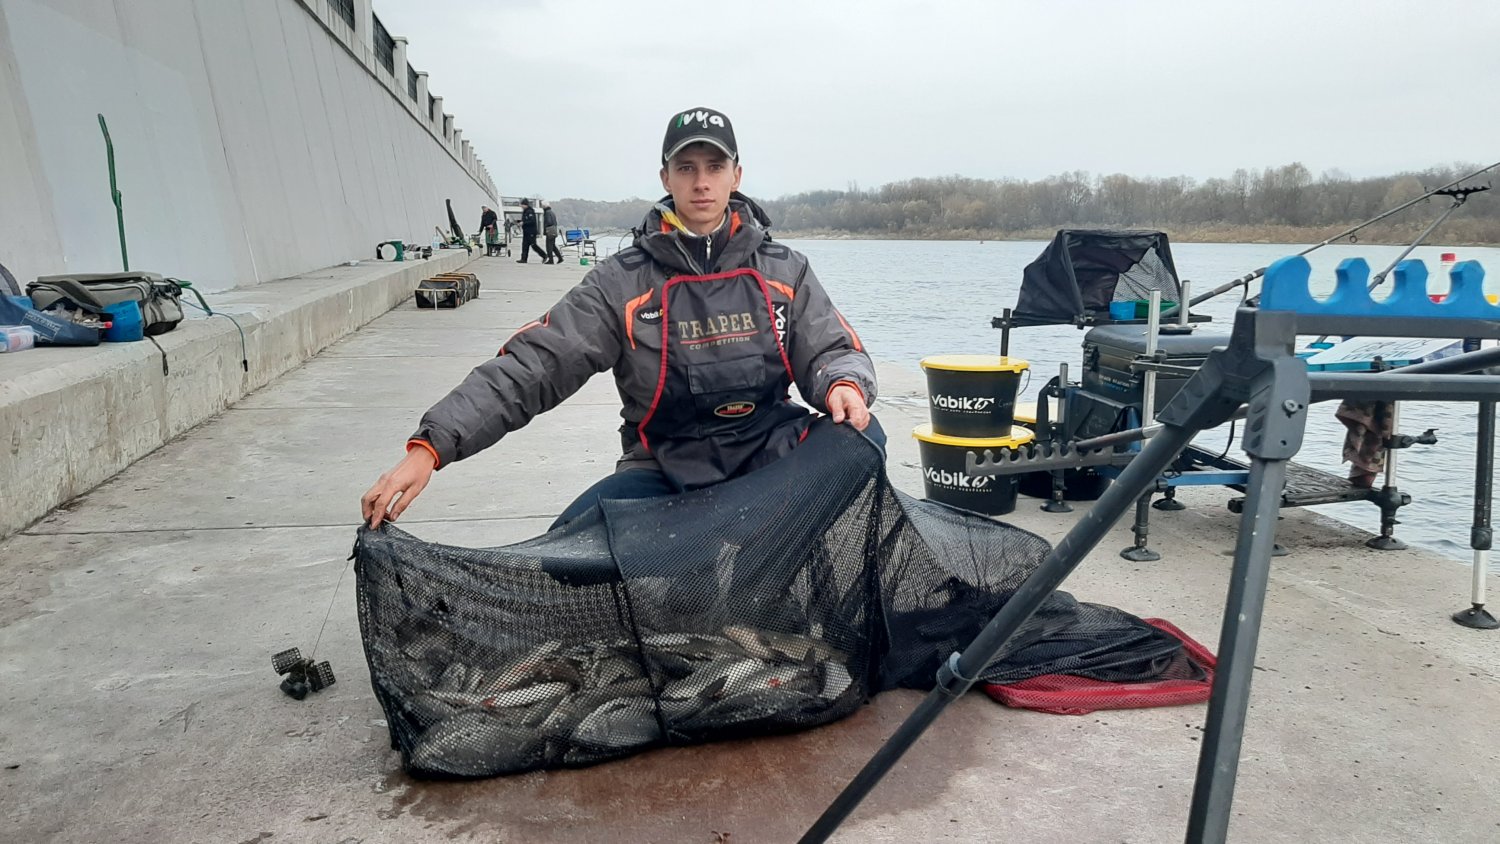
[776,238,1500,562]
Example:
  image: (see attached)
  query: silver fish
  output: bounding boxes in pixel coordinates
[723,626,844,664]
[641,647,699,679]
[669,634,751,662]
[674,685,818,732]
[409,708,542,777]
[723,625,776,660]
[430,680,570,710]
[721,661,816,698]
[820,662,854,699]
[760,631,843,664]
[403,692,458,726]
[480,656,584,694]
[571,696,662,749]
[588,654,644,687]
[536,677,653,734]
[660,656,752,700]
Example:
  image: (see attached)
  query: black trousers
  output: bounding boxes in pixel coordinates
[545,234,565,262]
[519,234,546,262]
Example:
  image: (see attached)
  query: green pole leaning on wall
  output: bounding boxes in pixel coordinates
[98,113,128,271]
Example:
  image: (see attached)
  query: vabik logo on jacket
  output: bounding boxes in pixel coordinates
[636,306,662,325]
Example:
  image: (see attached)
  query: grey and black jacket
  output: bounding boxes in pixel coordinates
[408,196,876,489]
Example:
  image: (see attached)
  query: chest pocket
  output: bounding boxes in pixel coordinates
[686,354,766,419]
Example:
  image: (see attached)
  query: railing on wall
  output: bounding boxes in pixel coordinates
[295,0,493,201]
[331,0,355,29]
[373,14,394,74]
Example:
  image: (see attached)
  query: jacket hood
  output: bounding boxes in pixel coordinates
[635,193,774,275]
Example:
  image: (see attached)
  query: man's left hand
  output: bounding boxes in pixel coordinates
[827,384,871,431]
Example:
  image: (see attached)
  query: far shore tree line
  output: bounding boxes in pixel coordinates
[548,162,1500,245]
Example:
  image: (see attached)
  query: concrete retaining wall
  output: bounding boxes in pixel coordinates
[0,251,476,541]
[0,0,496,292]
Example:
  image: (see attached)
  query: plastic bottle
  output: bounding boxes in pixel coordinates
[0,325,36,353]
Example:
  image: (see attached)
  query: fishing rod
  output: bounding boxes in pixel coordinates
[1160,159,1500,319]
[1367,185,1489,292]
[1300,184,1492,345]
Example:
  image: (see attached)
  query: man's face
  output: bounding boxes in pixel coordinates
[660,143,742,235]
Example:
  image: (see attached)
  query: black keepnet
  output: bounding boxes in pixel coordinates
[354,420,1202,778]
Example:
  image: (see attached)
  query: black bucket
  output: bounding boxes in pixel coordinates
[920,355,1029,438]
[913,423,1034,516]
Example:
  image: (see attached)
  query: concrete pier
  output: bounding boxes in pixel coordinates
[2,256,1497,843]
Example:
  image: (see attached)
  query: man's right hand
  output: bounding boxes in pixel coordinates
[361,447,437,528]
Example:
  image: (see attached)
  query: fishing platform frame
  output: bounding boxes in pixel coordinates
[802,255,1500,842]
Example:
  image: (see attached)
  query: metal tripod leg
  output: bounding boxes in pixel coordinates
[798,423,1199,844]
[1184,457,1290,843]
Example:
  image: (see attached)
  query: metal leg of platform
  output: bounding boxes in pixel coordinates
[1154,486,1187,510]
[1121,492,1161,561]
[1365,401,1409,550]
[1454,399,1498,629]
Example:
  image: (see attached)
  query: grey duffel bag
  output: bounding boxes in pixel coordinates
[28,271,186,335]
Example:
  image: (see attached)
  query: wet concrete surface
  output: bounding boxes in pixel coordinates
[3,255,1499,843]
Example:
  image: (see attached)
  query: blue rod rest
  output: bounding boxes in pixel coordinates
[1259,256,1497,320]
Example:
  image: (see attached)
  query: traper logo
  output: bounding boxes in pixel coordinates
[924,467,991,489]
[637,306,662,324]
[931,394,995,411]
[714,401,756,418]
[678,312,756,340]
[679,110,726,128]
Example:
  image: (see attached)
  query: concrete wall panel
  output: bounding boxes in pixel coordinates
[113,0,243,286]
[243,1,326,276]
[0,1,64,287]
[274,4,345,270]
[0,0,495,291]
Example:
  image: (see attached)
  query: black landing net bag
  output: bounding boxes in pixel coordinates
[354,420,1203,778]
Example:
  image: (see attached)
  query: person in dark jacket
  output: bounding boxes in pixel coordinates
[478,206,499,257]
[541,201,564,265]
[363,106,876,529]
[517,198,546,263]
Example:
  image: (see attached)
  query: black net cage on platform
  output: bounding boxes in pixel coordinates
[1013,229,1183,327]
[354,421,1205,779]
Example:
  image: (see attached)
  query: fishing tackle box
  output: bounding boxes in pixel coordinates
[1080,325,1229,413]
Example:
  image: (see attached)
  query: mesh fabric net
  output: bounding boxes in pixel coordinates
[355,421,1208,779]
[1110,246,1180,303]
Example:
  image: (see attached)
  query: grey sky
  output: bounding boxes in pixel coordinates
[382,0,1498,202]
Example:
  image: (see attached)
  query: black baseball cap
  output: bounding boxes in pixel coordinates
[662,107,738,164]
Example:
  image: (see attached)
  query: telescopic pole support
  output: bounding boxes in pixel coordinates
[1454,394,1498,630]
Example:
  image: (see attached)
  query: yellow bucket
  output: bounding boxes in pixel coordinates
[913,423,1034,515]
[919,354,1030,438]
